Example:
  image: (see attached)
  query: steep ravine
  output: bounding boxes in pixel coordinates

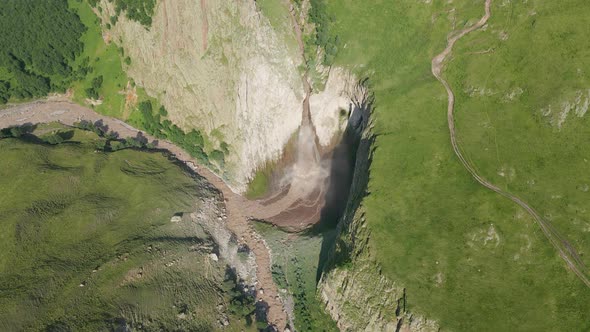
[87,0,415,329]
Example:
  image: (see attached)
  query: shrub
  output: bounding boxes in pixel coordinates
[85,87,99,100]
[136,100,215,165]
[308,0,339,66]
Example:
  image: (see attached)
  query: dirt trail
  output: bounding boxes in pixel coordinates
[0,99,289,330]
[432,0,590,288]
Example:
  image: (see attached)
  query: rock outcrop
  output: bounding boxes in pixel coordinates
[97,0,354,192]
[97,0,303,191]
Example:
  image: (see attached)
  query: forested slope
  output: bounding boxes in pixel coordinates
[0,0,86,103]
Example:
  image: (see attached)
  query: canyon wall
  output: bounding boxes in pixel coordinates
[98,0,304,191]
[317,88,439,332]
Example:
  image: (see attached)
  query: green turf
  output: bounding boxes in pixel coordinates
[324,0,590,330]
[67,0,161,124]
[254,223,338,332]
[68,0,128,118]
[447,0,590,271]
[245,168,272,199]
[0,126,248,331]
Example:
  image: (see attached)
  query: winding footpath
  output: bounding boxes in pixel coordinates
[432,0,590,287]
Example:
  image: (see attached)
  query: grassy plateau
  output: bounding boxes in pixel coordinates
[0,125,248,331]
[324,0,590,330]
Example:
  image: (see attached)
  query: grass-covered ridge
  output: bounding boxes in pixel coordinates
[325,0,590,330]
[68,0,142,118]
[0,125,248,331]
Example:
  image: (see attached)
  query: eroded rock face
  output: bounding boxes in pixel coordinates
[99,0,305,191]
[309,67,355,147]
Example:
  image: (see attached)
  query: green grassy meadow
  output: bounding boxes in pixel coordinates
[325,0,590,330]
[254,223,338,332]
[0,126,246,331]
[67,0,156,125]
[68,0,128,118]
[447,0,590,272]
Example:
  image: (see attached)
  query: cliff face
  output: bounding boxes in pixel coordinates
[98,0,303,191]
[96,0,353,192]
[318,87,439,332]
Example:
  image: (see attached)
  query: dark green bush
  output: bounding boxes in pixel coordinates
[308,0,339,66]
[114,0,156,27]
[137,100,216,165]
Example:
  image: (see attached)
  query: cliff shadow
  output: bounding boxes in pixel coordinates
[311,79,375,282]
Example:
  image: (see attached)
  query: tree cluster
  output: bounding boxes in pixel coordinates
[137,100,216,165]
[221,268,258,327]
[116,0,156,27]
[289,257,314,330]
[308,0,339,66]
[0,0,86,103]
[0,124,37,139]
[98,0,156,28]
[73,120,155,152]
[85,75,103,99]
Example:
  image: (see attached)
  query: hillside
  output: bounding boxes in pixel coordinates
[0,125,260,331]
[318,0,590,330]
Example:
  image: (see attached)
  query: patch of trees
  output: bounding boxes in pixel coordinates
[221,267,268,329]
[0,0,86,103]
[73,119,156,152]
[289,257,314,331]
[85,75,104,99]
[89,0,156,28]
[0,81,11,104]
[74,119,117,139]
[271,264,288,289]
[116,0,156,27]
[137,100,219,165]
[43,130,74,145]
[107,0,156,27]
[0,124,36,139]
[0,125,78,146]
[308,0,339,66]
